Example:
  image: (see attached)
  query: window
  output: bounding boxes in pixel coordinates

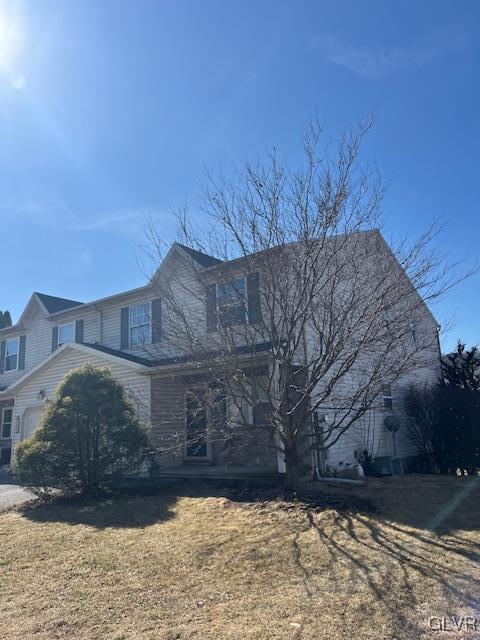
[217,278,246,327]
[130,303,151,347]
[1,408,12,438]
[4,338,19,371]
[410,321,417,345]
[58,322,75,346]
[383,386,393,411]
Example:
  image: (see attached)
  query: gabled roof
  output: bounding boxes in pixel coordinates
[175,243,223,267]
[0,342,150,395]
[34,292,84,314]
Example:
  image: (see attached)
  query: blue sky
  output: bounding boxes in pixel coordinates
[0,0,478,351]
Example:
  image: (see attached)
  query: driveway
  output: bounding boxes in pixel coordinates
[0,468,34,512]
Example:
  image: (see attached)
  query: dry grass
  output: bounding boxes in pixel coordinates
[0,475,479,640]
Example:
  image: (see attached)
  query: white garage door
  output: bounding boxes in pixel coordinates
[23,406,45,439]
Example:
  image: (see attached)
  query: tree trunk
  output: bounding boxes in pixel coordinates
[284,449,299,494]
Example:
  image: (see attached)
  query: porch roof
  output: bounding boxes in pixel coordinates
[140,341,273,377]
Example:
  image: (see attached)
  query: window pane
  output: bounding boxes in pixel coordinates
[130,324,150,347]
[58,323,75,345]
[1,409,12,438]
[5,339,18,371]
[253,401,273,426]
[383,397,393,410]
[130,303,150,327]
[218,278,246,326]
[5,339,18,357]
[218,278,245,305]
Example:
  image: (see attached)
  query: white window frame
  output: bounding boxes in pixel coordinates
[1,407,13,439]
[216,277,247,327]
[57,321,75,347]
[4,338,19,372]
[129,302,152,348]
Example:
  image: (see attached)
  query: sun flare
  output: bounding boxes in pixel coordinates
[0,3,23,70]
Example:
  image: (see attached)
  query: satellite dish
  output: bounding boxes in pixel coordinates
[384,414,400,433]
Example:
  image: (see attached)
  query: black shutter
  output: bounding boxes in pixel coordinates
[120,307,130,349]
[247,272,262,324]
[206,285,217,333]
[51,326,59,352]
[75,319,84,344]
[151,299,162,343]
[18,335,26,370]
[0,340,5,374]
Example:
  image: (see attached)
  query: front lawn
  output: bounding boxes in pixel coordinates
[0,475,479,639]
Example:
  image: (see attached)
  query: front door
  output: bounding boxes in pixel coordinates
[185,392,208,459]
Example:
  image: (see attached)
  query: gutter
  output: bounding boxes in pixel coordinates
[140,349,271,377]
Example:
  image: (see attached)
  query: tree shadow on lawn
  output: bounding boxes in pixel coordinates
[17,480,185,529]
[16,475,480,638]
[18,474,480,535]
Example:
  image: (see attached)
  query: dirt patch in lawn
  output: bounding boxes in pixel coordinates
[0,475,479,640]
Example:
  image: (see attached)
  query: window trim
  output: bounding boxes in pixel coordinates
[4,337,19,372]
[1,407,13,439]
[216,276,247,327]
[57,321,76,347]
[129,301,152,348]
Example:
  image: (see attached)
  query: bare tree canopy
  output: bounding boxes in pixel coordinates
[145,118,472,489]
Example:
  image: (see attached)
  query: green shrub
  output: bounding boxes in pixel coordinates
[13,364,150,496]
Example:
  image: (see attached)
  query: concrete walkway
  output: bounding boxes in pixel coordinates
[0,468,34,512]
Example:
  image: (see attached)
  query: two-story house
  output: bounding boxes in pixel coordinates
[0,236,441,476]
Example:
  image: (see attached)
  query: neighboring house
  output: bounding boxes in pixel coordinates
[0,237,441,476]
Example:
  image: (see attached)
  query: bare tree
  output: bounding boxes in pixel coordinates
[145,118,471,490]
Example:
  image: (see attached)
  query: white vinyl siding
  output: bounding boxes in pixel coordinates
[12,347,151,450]
[0,305,101,389]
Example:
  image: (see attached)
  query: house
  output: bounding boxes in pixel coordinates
[0,234,441,476]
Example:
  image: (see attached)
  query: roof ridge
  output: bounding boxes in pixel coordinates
[175,243,223,267]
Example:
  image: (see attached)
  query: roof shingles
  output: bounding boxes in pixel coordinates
[35,292,83,314]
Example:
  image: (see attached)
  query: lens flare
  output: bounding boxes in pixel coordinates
[0,3,23,70]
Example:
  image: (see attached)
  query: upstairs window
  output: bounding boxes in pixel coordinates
[1,408,12,438]
[383,386,393,411]
[130,303,151,347]
[410,321,417,345]
[58,322,75,346]
[4,338,18,372]
[217,278,246,327]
